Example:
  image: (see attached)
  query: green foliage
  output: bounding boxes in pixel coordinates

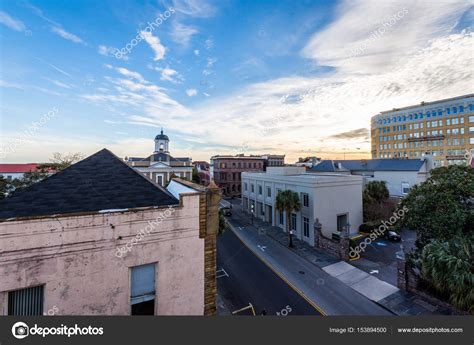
[363,181,389,204]
[421,239,473,313]
[363,181,392,221]
[2,152,84,197]
[400,165,474,312]
[399,165,474,249]
[218,211,227,235]
[192,167,200,184]
[276,190,301,246]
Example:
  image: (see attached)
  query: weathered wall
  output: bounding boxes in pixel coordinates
[0,194,205,315]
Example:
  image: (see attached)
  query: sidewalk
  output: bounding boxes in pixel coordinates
[226,209,393,315]
[228,201,452,315]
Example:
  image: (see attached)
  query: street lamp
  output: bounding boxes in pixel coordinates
[250,203,254,225]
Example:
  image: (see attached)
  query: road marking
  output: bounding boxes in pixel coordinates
[232,302,256,316]
[257,245,266,252]
[216,268,229,278]
[370,270,379,274]
[227,222,327,316]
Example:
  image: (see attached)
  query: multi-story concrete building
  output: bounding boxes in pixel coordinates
[210,155,265,196]
[0,149,219,316]
[241,166,363,246]
[127,130,193,186]
[371,94,474,167]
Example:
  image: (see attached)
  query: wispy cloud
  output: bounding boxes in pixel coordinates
[140,31,166,60]
[329,128,369,140]
[0,11,27,32]
[186,88,197,96]
[152,67,184,83]
[170,21,198,45]
[301,0,472,73]
[45,78,74,89]
[51,26,85,44]
[170,0,216,17]
[0,80,24,90]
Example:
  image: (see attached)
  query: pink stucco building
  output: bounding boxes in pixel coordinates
[0,149,219,315]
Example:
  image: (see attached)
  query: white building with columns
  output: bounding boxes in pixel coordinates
[127,129,193,187]
[241,166,363,246]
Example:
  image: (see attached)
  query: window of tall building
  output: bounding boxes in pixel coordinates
[469,116,474,123]
[453,107,457,114]
[267,187,271,198]
[447,108,451,114]
[460,105,464,112]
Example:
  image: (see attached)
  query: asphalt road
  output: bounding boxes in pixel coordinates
[217,229,322,316]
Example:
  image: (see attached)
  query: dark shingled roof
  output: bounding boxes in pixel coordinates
[0,149,179,221]
[310,159,425,172]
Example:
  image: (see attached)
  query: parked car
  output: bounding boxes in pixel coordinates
[384,230,401,241]
[219,200,232,216]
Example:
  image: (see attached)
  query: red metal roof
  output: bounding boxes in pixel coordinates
[0,164,39,173]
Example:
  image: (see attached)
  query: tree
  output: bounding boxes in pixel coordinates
[6,152,84,194]
[275,190,301,247]
[421,239,473,313]
[399,165,474,312]
[399,165,474,249]
[363,180,389,204]
[363,181,391,221]
[38,152,84,172]
[192,167,200,184]
[218,211,227,235]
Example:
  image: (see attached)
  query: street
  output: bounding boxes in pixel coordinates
[217,229,322,316]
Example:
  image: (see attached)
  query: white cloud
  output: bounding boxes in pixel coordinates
[204,38,213,50]
[115,67,147,83]
[98,45,128,60]
[171,0,216,17]
[170,21,198,45]
[186,88,197,96]
[0,11,27,32]
[301,0,471,73]
[46,78,73,89]
[51,26,85,44]
[0,80,24,89]
[194,49,200,56]
[206,57,217,67]
[140,31,166,60]
[155,67,184,83]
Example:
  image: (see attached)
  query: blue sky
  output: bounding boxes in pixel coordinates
[1,0,473,163]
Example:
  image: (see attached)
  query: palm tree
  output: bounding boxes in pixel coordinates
[275,190,301,248]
